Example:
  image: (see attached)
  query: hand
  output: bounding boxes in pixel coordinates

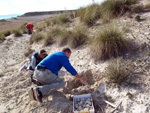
[80,79,89,86]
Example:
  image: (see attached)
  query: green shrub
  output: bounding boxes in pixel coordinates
[12,29,22,37]
[90,24,129,61]
[105,58,133,84]
[77,4,101,26]
[30,33,44,44]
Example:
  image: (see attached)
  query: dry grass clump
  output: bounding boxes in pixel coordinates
[77,3,101,26]
[3,30,11,37]
[58,13,71,24]
[35,24,46,32]
[68,27,88,48]
[0,32,5,42]
[100,0,137,18]
[58,27,88,48]
[20,23,28,34]
[30,33,44,44]
[105,58,133,84]
[90,24,129,61]
[43,31,55,46]
[12,29,22,37]
[46,13,71,26]
[0,30,11,42]
[58,29,71,46]
[43,27,62,46]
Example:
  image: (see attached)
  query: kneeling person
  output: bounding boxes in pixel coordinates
[28,48,88,103]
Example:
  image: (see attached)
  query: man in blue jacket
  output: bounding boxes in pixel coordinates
[28,48,89,103]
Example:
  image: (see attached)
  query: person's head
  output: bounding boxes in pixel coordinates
[39,49,47,59]
[62,48,71,58]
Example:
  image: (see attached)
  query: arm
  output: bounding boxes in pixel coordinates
[30,56,36,70]
[75,73,89,86]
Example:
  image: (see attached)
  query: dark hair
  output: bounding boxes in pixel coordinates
[62,48,71,53]
[39,49,46,54]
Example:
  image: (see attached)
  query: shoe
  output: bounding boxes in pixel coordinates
[28,88,36,101]
[33,88,43,103]
[28,88,43,103]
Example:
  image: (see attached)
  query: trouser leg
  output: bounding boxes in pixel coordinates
[33,69,65,96]
[26,26,31,34]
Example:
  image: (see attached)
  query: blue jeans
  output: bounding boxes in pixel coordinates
[26,26,32,34]
[33,69,65,96]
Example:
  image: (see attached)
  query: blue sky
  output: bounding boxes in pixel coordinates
[0,0,105,15]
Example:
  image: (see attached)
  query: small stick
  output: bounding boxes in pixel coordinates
[111,100,122,113]
[104,100,116,108]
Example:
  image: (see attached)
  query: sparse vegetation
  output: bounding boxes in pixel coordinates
[90,23,129,61]
[77,4,101,26]
[3,30,11,37]
[20,23,28,34]
[58,13,70,24]
[35,24,46,32]
[30,33,44,44]
[0,32,5,41]
[43,31,55,46]
[58,29,71,46]
[68,27,88,48]
[100,0,137,18]
[12,29,22,37]
[105,58,133,84]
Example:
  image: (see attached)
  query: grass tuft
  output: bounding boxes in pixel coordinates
[68,27,88,48]
[0,32,5,42]
[77,3,101,26]
[30,33,44,44]
[43,31,55,46]
[12,29,22,37]
[105,58,133,84]
[100,0,137,19]
[90,23,129,61]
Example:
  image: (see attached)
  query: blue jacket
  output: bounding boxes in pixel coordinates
[38,52,77,76]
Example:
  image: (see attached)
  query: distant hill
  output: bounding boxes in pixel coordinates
[21,10,76,17]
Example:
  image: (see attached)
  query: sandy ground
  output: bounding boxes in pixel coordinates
[0,0,150,113]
